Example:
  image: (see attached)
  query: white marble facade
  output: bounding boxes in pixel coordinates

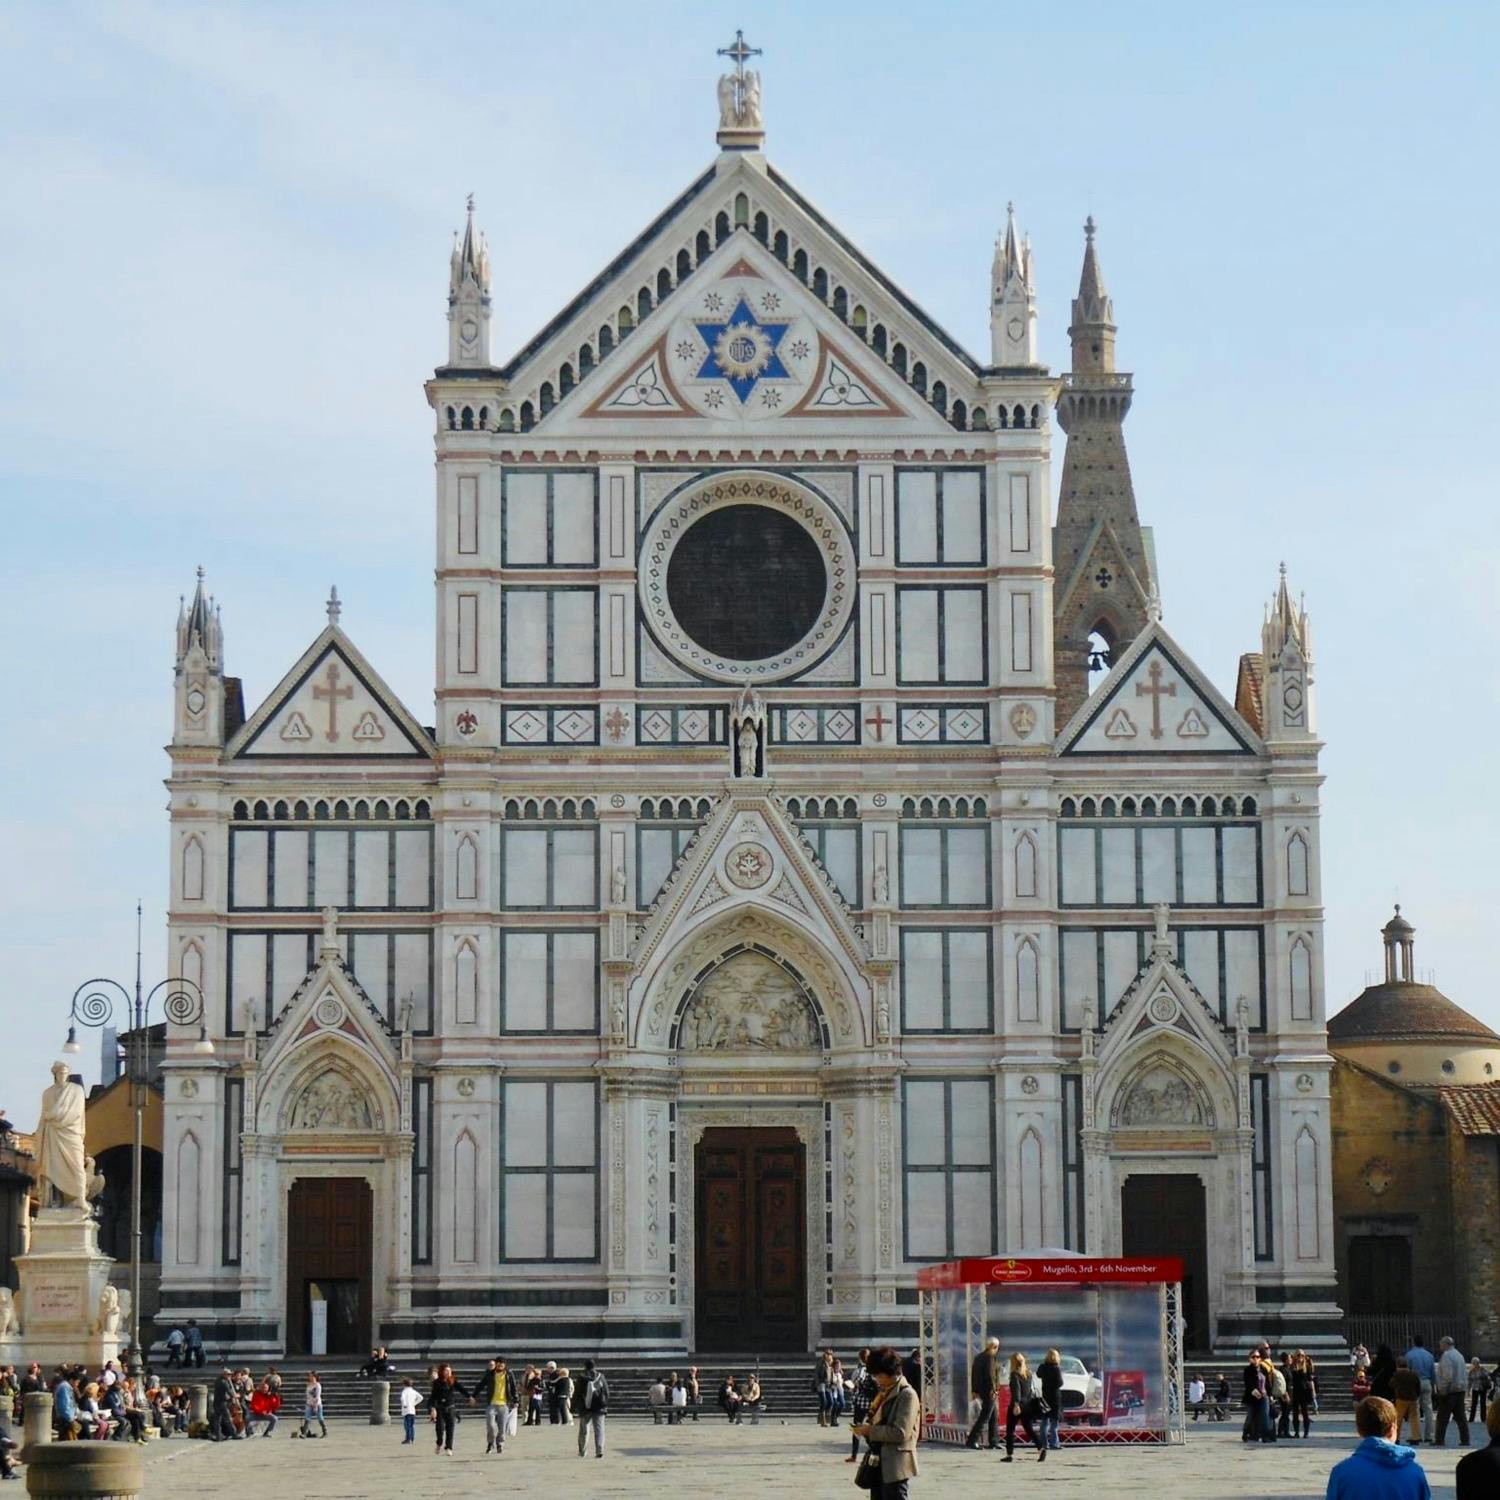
[157,71,1339,1358]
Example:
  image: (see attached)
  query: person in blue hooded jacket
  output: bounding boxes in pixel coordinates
[1326,1396,1432,1500]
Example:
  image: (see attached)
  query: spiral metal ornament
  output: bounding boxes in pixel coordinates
[153,979,205,1028]
[70,980,129,1030]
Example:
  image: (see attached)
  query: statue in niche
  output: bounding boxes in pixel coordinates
[731,686,765,778]
[680,952,819,1051]
[289,1070,374,1131]
[1119,1065,1206,1127]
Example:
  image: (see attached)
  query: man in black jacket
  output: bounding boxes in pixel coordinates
[210,1368,237,1441]
[1457,1399,1500,1500]
[574,1360,608,1459]
[965,1336,1001,1449]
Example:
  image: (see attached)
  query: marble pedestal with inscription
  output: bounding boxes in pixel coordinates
[10,1209,125,1368]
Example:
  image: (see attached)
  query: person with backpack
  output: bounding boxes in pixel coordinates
[574,1360,608,1458]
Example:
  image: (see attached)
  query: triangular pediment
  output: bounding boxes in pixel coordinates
[1100,940,1235,1066]
[559,237,943,433]
[1057,622,1262,757]
[254,937,401,1133]
[629,788,870,979]
[228,626,434,760]
[500,155,1003,437]
[1056,518,1152,622]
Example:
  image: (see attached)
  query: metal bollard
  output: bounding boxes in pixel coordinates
[23,1441,142,1500]
[370,1380,390,1425]
[189,1385,208,1427]
[21,1393,52,1451]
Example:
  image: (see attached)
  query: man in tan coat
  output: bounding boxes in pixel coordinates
[852,1346,920,1498]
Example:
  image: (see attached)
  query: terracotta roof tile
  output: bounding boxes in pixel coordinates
[1438,1083,1500,1135]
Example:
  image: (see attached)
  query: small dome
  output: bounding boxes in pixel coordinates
[1382,904,1415,939]
[1328,981,1500,1047]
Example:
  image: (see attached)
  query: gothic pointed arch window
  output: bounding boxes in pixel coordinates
[950,398,966,431]
[733,192,749,227]
[656,267,672,301]
[539,382,555,415]
[772,229,788,263]
[912,361,928,396]
[1013,831,1038,899]
[455,938,479,1025]
[617,306,634,338]
[1015,936,1041,1021]
[578,346,593,375]
[1087,619,1118,691]
[519,401,534,431]
[598,324,614,356]
[636,287,652,320]
[181,835,205,902]
[832,286,848,321]
[1289,935,1313,1021]
[1286,832,1310,897]
[452,1129,479,1263]
[460,405,474,430]
[871,325,887,357]
[930,379,946,413]
[455,834,479,901]
[715,211,731,246]
[892,343,907,377]
[676,248,691,282]
[752,210,769,244]
[696,229,712,263]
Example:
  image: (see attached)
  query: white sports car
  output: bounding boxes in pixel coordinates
[1035,1356,1103,1418]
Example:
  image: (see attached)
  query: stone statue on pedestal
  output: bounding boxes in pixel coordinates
[33,1062,87,1210]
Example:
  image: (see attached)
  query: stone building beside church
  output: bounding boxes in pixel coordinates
[156,47,1340,1359]
[1328,910,1500,1353]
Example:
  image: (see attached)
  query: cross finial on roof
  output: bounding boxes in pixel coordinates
[717,28,762,82]
[196,564,205,583]
[327,585,341,626]
[466,192,474,215]
[1084,214,1096,242]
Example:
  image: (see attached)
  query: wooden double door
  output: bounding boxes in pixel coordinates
[1121,1173,1210,1350]
[695,1128,807,1353]
[285,1178,373,1356]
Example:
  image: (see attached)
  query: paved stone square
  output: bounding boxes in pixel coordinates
[120,1416,1475,1498]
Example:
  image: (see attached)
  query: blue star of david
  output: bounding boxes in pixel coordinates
[694,295,792,404]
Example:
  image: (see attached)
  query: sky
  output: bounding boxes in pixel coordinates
[1,0,1496,1115]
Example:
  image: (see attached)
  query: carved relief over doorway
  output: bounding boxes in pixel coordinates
[675,948,824,1052]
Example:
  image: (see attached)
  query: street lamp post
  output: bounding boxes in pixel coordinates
[65,904,210,1377]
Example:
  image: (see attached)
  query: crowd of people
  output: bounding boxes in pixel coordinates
[0,1358,193,1457]
[1348,1334,1496,1448]
[959,1339,1064,1460]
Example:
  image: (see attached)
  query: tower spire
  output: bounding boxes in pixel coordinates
[1052,216,1155,725]
[990,201,1037,366]
[446,194,492,368]
[172,565,228,745]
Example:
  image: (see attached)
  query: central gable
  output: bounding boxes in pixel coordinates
[502,155,992,438]
[572,242,914,428]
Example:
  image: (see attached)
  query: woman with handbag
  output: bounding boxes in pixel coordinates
[1003,1353,1044,1461]
[850,1347,919,1500]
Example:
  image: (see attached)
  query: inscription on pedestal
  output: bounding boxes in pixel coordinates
[30,1278,84,1323]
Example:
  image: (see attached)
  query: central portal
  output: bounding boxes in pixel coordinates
[695,1128,807,1353]
[1121,1173,1209,1351]
[285,1177,372,1356]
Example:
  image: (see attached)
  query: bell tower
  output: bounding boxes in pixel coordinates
[1053,218,1156,725]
